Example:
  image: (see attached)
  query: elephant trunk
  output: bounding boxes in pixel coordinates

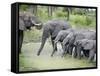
[37,37,47,56]
[32,21,42,26]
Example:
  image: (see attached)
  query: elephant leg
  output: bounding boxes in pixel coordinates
[64,44,69,55]
[37,37,47,56]
[81,51,85,57]
[77,46,81,59]
[51,38,57,57]
[66,44,73,55]
[62,44,67,57]
[72,47,75,58]
[68,45,73,55]
[83,50,89,57]
[37,28,50,56]
[19,30,23,54]
[65,45,69,54]
[73,46,77,58]
[93,54,96,62]
[88,50,95,62]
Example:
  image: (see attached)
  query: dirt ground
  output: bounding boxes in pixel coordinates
[19,42,96,72]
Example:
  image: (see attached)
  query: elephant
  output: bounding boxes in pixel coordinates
[75,39,96,62]
[62,30,96,56]
[19,11,42,53]
[37,19,71,56]
[53,28,75,56]
[54,28,75,43]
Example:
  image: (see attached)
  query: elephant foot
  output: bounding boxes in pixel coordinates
[37,52,40,56]
[61,55,64,58]
[69,53,72,55]
[51,54,54,57]
[61,53,65,57]
[51,50,57,57]
[37,54,40,56]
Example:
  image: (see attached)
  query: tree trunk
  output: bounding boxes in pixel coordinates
[67,8,70,21]
[28,5,37,16]
[48,6,53,17]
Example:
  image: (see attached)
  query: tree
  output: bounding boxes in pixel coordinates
[27,5,37,16]
[48,6,53,17]
[63,7,71,20]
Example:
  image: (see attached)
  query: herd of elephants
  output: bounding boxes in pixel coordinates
[19,12,96,63]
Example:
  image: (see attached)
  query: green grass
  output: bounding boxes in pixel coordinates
[23,28,42,43]
[69,14,96,29]
[19,42,96,72]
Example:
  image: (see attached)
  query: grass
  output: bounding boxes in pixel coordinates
[19,42,96,72]
[69,14,96,29]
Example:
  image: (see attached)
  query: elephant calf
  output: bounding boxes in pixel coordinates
[53,28,75,55]
[75,39,96,62]
[62,30,96,56]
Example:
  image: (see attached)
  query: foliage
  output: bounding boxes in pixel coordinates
[19,5,96,43]
[69,14,96,29]
[19,5,29,11]
[55,11,67,17]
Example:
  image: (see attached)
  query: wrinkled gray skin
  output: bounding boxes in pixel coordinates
[53,28,75,56]
[54,28,74,43]
[19,12,42,53]
[37,19,71,56]
[62,30,96,56]
[75,39,96,62]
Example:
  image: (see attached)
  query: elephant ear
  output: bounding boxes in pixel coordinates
[63,32,73,45]
[19,17,27,31]
[82,40,93,50]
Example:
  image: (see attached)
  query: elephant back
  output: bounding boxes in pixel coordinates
[46,19,71,38]
[82,31,96,40]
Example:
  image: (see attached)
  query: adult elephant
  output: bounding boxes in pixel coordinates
[19,12,42,53]
[75,39,96,62]
[37,19,71,56]
[62,30,96,56]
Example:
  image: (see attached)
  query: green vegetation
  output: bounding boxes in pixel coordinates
[19,5,96,43]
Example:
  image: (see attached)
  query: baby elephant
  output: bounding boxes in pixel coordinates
[75,39,96,62]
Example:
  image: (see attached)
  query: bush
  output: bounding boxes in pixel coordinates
[56,11,67,17]
[19,5,28,11]
[37,7,53,22]
[69,14,96,29]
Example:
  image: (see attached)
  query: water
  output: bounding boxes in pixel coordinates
[19,42,96,71]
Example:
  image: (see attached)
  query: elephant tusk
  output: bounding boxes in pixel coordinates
[35,23,42,26]
[31,20,42,26]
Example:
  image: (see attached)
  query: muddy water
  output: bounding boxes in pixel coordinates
[19,42,96,71]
